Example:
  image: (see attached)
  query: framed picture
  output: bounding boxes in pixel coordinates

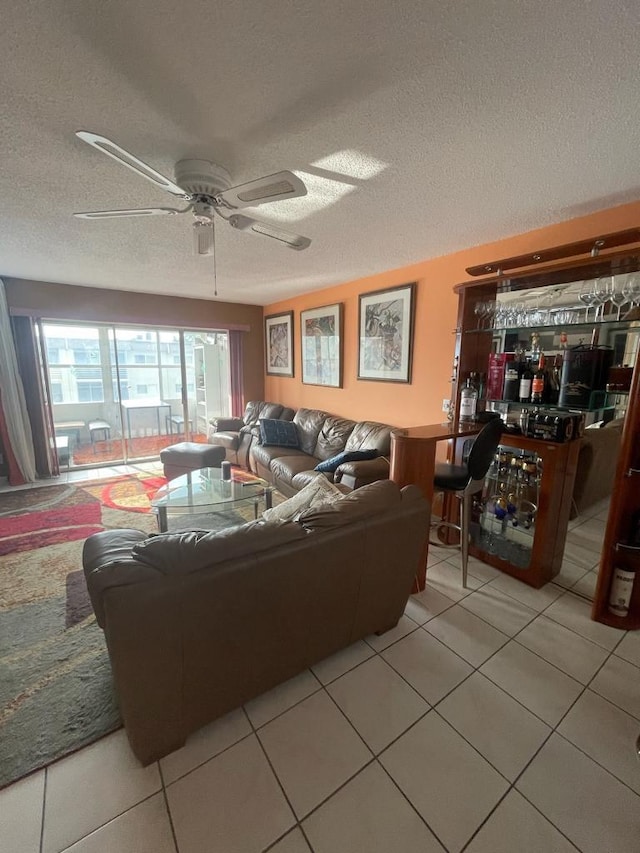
[358,282,416,383]
[265,311,294,377]
[300,303,343,387]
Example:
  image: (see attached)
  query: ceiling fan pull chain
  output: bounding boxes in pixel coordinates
[212,218,218,298]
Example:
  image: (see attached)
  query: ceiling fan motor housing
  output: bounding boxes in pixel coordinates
[174,159,232,199]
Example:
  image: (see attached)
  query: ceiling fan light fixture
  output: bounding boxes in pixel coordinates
[193,220,214,255]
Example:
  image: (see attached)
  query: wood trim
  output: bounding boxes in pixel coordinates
[464,228,640,277]
[454,246,640,293]
[592,348,640,629]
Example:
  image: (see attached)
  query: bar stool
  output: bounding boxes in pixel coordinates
[430,418,503,588]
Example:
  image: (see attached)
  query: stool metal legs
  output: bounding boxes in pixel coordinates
[461,491,472,589]
[431,482,483,589]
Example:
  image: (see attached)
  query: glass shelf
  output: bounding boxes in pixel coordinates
[464,315,635,335]
[485,396,616,414]
[470,444,541,570]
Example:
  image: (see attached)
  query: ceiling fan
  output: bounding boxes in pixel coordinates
[73,131,312,254]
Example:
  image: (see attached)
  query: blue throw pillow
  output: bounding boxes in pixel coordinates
[314,448,379,473]
[259,418,300,448]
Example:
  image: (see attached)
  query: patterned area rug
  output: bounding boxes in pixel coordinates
[0,471,250,790]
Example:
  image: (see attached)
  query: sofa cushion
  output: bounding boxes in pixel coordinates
[297,479,402,530]
[293,408,331,455]
[270,454,320,487]
[132,519,307,575]
[345,421,392,455]
[252,444,309,471]
[313,416,356,461]
[243,401,281,428]
[262,474,343,523]
[315,448,380,473]
[259,418,300,448]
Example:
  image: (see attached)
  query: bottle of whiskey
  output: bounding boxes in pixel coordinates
[547,353,562,405]
[531,354,546,404]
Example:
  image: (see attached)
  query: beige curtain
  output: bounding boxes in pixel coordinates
[0,279,36,482]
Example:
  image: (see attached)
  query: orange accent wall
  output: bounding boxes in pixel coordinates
[265,200,640,427]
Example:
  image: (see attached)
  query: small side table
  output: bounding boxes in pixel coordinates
[88,420,112,452]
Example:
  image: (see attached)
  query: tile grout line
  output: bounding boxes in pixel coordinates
[157,763,180,853]
[39,767,47,853]
[30,511,626,853]
[415,572,630,849]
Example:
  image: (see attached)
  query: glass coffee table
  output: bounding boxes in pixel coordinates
[151,467,274,533]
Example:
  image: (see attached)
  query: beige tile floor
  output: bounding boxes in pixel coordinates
[2,481,639,852]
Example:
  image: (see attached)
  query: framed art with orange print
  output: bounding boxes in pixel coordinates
[358,282,416,383]
[301,303,343,387]
[265,311,294,377]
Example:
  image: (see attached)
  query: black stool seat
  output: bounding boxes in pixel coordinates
[434,463,471,491]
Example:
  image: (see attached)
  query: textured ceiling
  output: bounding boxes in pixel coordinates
[1,0,639,305]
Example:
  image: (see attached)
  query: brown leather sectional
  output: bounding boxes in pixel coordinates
[209,400,393,498]
[83,480,430,765]
[208,401,295,468]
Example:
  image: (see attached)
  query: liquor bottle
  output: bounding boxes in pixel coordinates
[459,377,478,422]
[531,354,546,404]
[519,359,533,403]
[547,353,562,405]
[503,360,520,402]
[608,511,639,617]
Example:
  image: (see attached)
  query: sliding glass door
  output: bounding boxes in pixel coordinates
[42,322,231,468]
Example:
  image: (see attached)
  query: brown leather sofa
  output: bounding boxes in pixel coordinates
[571,418,624,518]
[250,407,393,497]
[82,480,429,765]
[208,401,295,468]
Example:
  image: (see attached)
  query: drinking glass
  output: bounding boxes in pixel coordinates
[606,275,628,321]
[474,301,487,329]
[591,277,609,321]
[622,273,640,311]
[578,280,596,322]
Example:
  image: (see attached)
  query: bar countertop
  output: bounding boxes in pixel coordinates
[390,421,481,441]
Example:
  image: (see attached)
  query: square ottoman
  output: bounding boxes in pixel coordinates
[160,442,226,481]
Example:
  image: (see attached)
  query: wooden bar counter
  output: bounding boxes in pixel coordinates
[390,422,580,592]
[390,421,480,590]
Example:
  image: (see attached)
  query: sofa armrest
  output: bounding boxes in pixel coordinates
[209,417,244,432]
[82,529,160,628]
[334,456,390,490]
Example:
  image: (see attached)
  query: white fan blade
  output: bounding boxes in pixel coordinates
[216,170,307,209]
[74,207,183,219]
[228,214,311,250]
[76,131,189,198]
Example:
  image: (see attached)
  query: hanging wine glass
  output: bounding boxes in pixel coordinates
[591,277,609,321]
[578,280,596,322]
[474,301,487,329]
[622,273,640,312]
[606,275,628,321]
